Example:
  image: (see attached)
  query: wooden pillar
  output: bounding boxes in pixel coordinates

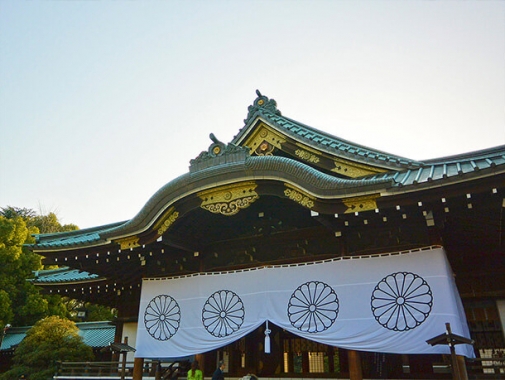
[196,354,204,375]
[456,355,468,380]
[348,350,363,380]
[300,352,308,373]
[327,347,335,373]
[132,357,144,380]
[120,337,128,380]
[155,361,162,380]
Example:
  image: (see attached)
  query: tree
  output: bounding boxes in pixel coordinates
[64,299,118,322]
[0,207,79,327]
[0,207,78,234]
[0,316,94,380]
[1,207,117,328]
[0,215,42,327]
[30,212,78,234]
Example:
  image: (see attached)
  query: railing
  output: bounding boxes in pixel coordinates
[54,360,188,380]
[53,358,505,380]
[55,361,135,379]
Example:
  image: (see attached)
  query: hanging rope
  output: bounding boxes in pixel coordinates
[265,320,271,354]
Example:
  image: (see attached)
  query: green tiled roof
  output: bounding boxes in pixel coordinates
[25,91,505,253]
[32,221,124,249]
[236,91,505,189]
[235,90,421,170]
[366,144,505,188]
[0,327,25,350]
[77,321,116,348]
[32,267,101,284]
[0,322,115,351]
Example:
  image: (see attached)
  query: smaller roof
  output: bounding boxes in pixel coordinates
[426,332,474,347]
[32,221,124,249]
[32,267,102,284]
[108,342,136,353]
[0,327,25,351]
[77,321,116,348]
[0,321,115,351]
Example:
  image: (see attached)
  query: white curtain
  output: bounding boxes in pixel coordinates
[135,247,474,358]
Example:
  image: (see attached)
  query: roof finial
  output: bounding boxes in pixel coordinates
[244,90,281,124]
[209,133,221,145]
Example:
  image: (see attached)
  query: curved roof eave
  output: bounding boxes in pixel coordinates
[29,155,395,252]
[102,155,394,239]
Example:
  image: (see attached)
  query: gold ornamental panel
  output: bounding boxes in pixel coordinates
[331,158,385,178]
[243,123,286,155]
[198,181,259,216]
[116,236,140,250]
[284,184,315,209]
[294,148,321,164]
[342,194,380,213]
[154,207,180,236]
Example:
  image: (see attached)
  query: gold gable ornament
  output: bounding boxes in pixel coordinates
[198,182,259,216]
[155,207,180,236]
[243,123,286,156]
[284,184,315,209]
[116,236,140,250]
[331,158,385,178]
[342,194,380,214]
[294,148,321,164]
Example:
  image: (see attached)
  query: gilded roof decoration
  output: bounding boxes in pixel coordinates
[244,89,281,125]
[198,181,259,216]
[26,91,505,253]
[115,235,140,250]
[190,133,250,173]
[243,123,286,155]
[331,157,385,178]
[295,148,321,164]
[284,184,315,209]
[155,207,180,235]
[342,194,380,214]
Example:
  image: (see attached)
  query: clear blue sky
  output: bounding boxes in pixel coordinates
[1,1,504,229]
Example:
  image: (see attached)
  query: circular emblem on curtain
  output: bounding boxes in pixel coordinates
[287,281,339,333]
[202,290,245,337]
[144,295,181,340]
[371,272,433,331]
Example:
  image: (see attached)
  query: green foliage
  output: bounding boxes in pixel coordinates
[0,316,94,380]
[83,303,117,321]
[0,289,13,326]
[17,287,50,324]
[0,207,78,235]
[0,208,79,326]
[29,212,78,234]
[63,299,117,322]
[0,207,119,378]
[0,206,116,362]
[0,207,36,221]
[0,215,45,326]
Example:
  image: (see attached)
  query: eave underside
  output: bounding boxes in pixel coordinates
[35,176,505,314]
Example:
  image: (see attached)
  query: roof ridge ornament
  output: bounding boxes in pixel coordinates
[244,90,281,124]
[189,133,250,173]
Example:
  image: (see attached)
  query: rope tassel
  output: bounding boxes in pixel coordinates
[265,320,271,354]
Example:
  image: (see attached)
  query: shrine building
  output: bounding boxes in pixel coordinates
[28,91,505,380]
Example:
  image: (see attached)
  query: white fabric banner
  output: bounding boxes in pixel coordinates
[135,247,474,358]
